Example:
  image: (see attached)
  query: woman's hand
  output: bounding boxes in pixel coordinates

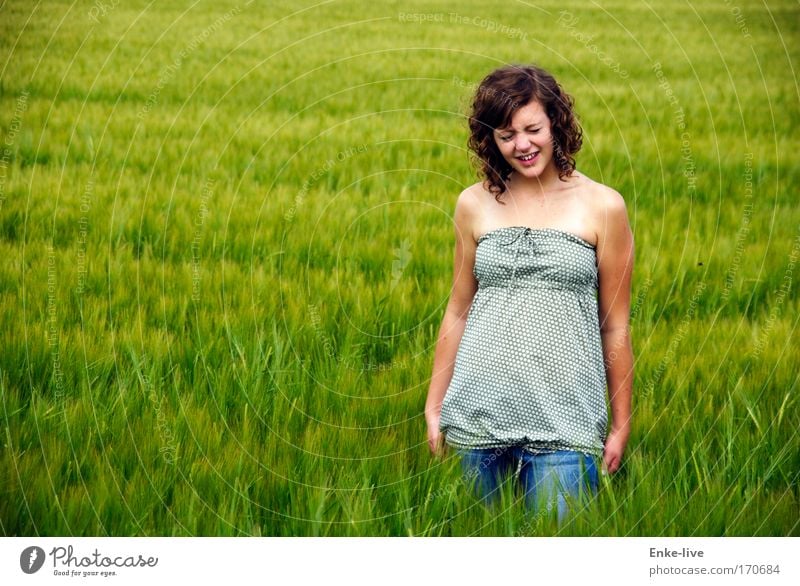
[426,414,447,457]
[602,426,629,474]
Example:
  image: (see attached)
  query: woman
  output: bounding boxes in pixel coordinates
[424,64,634,522]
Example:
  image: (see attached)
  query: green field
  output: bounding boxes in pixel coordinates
[1,0,798,536]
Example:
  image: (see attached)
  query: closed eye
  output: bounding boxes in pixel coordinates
[498,128,541,141]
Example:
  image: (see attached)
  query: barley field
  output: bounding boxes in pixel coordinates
[1,0,798,537]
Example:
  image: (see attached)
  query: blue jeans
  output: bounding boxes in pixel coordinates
[456,446,599,522]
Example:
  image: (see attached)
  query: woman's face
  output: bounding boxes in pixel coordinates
[493,99,556,180]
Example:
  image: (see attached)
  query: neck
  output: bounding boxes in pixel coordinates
[507,165,563,198]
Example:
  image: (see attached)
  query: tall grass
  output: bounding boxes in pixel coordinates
[1,0,798,536]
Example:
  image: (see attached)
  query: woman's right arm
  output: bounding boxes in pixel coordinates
[425,188,480,457]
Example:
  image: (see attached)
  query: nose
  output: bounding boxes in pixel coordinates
[514,134,532,151]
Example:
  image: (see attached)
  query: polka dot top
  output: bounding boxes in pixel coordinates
[438,226,608,458]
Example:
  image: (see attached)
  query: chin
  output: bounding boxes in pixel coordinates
[514,164,543,176]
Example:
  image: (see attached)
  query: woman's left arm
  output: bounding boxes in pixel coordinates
[594,186,635,474]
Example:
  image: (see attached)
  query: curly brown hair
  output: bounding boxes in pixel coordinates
[467,64,583,203]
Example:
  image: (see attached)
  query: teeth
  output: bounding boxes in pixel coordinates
[518,153,537,161]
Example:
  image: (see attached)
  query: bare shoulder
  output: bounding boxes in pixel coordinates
[575,173,630,239]
[453,182,487,244]
[576,173,626,212]
[580,175,634,321]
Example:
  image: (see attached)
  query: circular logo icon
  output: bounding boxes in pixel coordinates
[20,546,46,574]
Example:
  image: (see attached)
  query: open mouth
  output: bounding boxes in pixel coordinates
[516,152,539,163]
